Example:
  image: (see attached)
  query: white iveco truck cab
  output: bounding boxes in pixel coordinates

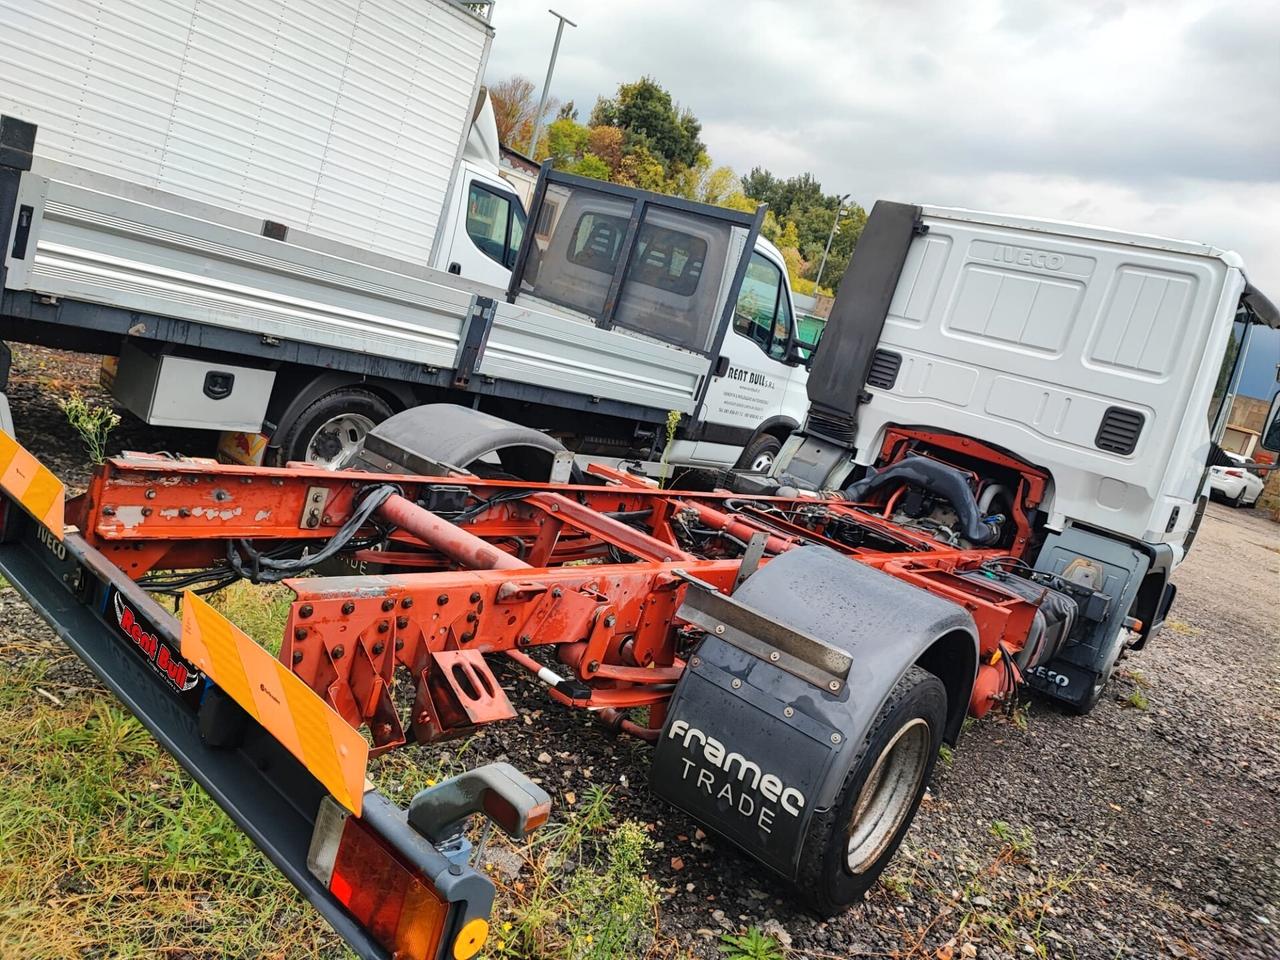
[767,200,1278,712]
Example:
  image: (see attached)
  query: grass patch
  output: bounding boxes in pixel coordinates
[203,580,295,654]
[2,575,682,958]
[0,658,348,959]
[491,785,665,959]
[719,926,787,960]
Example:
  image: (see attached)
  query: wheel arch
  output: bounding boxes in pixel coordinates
[913,628,978,745]
[653,546,977,887]
[361,403,567,480]
[724,546,978,810]
[756,415,800,444]
[265,369,418,444]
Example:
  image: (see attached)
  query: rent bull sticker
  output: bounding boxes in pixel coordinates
[109,589,204,707]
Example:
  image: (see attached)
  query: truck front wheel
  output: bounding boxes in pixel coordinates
[735,432,782,473]
[275,388,393,469]
[794,666,947,915]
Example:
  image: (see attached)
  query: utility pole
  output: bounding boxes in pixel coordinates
[813,193,850,292]
[527,9,577,159]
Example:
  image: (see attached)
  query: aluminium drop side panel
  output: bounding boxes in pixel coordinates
[476,299,709,415]
[9,163,472,369]
[853,208,1233,544]
[6,159,705,418]
[0,0,492,264]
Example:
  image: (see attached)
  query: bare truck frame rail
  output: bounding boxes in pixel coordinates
[0,417,1079,952]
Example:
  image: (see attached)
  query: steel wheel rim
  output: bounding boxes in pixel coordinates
[750,450,775,472]
[845,717,930,874]
[306,413,375,470]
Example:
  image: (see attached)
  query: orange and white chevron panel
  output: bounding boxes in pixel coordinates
[181,592,370,814]
[0,431,64,536]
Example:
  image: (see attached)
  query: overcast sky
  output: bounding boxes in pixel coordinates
[486,0,1280,286]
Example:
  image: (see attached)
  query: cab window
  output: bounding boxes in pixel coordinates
[568,212,628,272]
[465,182,526,268]
[567,213,707,297]
[1207,309,1249,429]
[794,313,826,363]
[733,252,793,362]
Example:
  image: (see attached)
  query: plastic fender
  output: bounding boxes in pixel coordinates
[652,546,976,881]
[360,403,567,478]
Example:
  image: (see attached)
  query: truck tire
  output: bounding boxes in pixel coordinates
[793,666,947,915]
[735,433,782,473]
[275,387,393,470]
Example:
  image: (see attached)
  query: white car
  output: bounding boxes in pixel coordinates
[1208,452,1266,507]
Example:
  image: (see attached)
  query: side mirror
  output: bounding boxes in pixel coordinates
[785,343,816,369]
[1262,390,1280,454]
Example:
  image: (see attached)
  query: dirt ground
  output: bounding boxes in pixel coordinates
[2,344,1277,959]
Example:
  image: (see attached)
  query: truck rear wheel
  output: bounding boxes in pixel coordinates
[276,388,393,470]
[794,665,946,915]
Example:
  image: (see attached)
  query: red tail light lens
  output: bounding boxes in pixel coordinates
[1224,469,1244,478]
[309,798,452,960]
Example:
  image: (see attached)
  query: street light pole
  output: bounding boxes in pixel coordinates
[527,9,577,158]
[813,193,850,293]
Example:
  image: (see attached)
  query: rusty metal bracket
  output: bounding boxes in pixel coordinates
[674,570,853,693]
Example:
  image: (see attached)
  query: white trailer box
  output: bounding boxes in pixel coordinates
[0,0,493,265]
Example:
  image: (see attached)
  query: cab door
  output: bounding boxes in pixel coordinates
[444,170,527,287]
[690,248,803,465]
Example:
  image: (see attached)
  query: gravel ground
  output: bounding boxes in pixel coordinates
[3,344,1277,960]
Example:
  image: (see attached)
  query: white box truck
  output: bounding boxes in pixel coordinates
[0,0,519,283]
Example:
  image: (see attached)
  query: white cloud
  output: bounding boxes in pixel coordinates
[486,0,1280,282]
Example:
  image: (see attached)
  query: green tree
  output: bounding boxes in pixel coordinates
[616,143,668,191]
[590,77,705,171]
[741,168,833,221]
[543,117,589,164]
[570,153,611,181]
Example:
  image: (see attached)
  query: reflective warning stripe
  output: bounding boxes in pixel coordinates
[181,592,369,815]
[0,431,64,537]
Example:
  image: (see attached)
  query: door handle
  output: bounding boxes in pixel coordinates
[713,355,730,377]
[448,262,462,275]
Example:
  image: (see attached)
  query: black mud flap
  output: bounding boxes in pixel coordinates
[1023,656,1101,707]
[1024,526,1150,709]
[651,576,854,880]
[651,639,841,879]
